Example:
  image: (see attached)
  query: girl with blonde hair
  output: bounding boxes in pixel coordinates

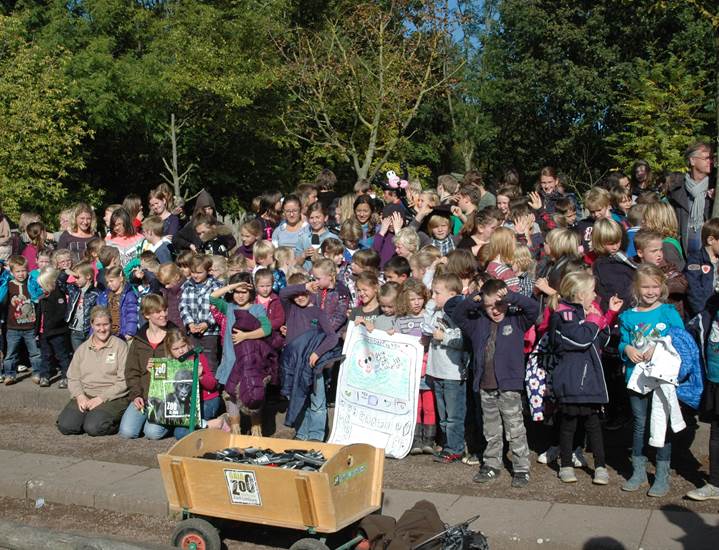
[485,227,520,292]
[641,202,685,270]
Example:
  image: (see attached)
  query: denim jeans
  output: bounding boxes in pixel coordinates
[70,330,86,352]
[427,376,467,455]
[118,402,169,440]
[40,333,72,379]
[295,371,327,441]
[629,391,671,461]
[3,329,41,377]
[174,396,222,440]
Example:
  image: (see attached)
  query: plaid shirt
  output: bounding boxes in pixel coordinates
[180,276,222,335]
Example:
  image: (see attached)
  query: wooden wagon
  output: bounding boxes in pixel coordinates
[158,430,384,550]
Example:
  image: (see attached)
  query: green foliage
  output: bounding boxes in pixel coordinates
[609,56,709,172]
[0,14,89,219]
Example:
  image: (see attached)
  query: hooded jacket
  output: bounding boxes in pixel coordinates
[172,190,236,253]
[549,301,615,404]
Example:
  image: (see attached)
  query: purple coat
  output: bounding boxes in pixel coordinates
[225,310,278,414]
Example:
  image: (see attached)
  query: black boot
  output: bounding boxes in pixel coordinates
[411,424,423,455]
[422,424,437,454]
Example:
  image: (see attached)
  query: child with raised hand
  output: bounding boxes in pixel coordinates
[390,279,435,455]
[179,254,222,371]
[424,273,468,463]
[447,278,539,488]
[485,227,521,292]
[0,256,41,385]
[279,272,340,441]
[348,272,381,327]
[549,271,624,485]
[36,267,72,388]
[211,273,275,436]
[619,264,684,496]
[373,206,406,268]
[57,260,101,351]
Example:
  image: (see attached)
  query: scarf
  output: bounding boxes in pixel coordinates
[685,173,709,232]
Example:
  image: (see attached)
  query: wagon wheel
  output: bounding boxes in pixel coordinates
[171,517,222,550]
[289,537,331,550]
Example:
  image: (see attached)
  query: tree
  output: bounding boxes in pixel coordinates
[0,14,89,219]
[608,56,708,172]
[280,1,459,181]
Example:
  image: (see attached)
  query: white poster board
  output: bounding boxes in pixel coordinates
[328,322,423,459]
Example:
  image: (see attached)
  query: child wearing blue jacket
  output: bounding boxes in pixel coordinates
[549,270,623,485]
[96,266,139,340]
[619,265,684,496]
[685,217,719,318]
[447,278,539,489]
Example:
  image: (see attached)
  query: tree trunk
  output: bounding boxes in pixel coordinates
[170,113,181,199]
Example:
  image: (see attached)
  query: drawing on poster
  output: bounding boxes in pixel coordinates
[328,322,422,458]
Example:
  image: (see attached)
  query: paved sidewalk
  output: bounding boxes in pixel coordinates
[0,449,716,550]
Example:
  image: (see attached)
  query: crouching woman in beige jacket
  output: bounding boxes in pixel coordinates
[56,306,129,436]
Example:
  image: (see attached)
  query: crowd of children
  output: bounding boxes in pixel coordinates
[1,145,719,502]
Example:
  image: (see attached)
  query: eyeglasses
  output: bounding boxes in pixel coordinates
[693,155,712,162]
[283,209,300,214]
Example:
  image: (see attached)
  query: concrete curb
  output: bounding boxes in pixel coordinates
[0,449,717,549]
[0,519,173,549]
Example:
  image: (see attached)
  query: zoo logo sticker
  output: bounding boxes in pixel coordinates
[224,469,262,506]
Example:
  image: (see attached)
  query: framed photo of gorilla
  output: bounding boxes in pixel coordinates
[147,358,201,427]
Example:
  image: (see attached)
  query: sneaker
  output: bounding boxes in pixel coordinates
[512,472,530,488]
[559,466,578,483]
[0,375,4,384]
[433,451,462,464]
[686,483,719,501]
[537,446,560,464]
[573,447,588,468]
[593,466,610,485]
[38,377,50,388]
[17,364,28,373]
[473,465,501,484]
[462,453,480,466]
[4,376,16,386]
[58,378,68,389]
[31,374,41,385]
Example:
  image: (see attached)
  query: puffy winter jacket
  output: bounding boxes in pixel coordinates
[97,283,139,339]
[549,301,614,404]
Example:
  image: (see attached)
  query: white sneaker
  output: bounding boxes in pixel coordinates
[17,364,28,373]
[537,445,560,464]
[572,447,588,468]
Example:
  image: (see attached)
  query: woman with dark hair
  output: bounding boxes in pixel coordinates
[256,190,283,240]
[105,207,144,267]
[631,159,654,195]
[122,194,144,233]
[57,203,98,263]
[272,194,307,249]
[353,194,379,249]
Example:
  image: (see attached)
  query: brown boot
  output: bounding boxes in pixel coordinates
[250,413,263,437]
[228,415,241,435]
